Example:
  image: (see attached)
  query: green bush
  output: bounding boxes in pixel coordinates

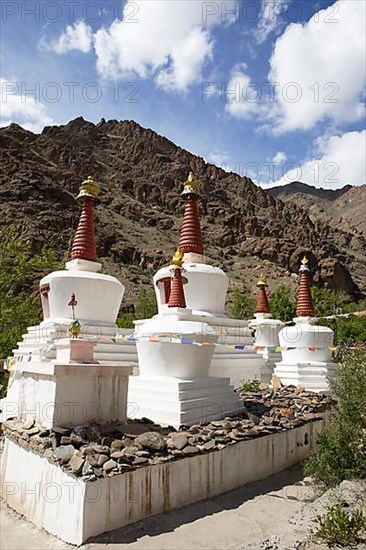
[134,287,158,319]
[317,315,366,345]
[311,287,351,317]
[238,379,261,392]
[230,288,256,320]
[269,285,296,322]
[313,503,366,545]
[0,229,61,359]
[305,351,366,489]
[116,312,135,329]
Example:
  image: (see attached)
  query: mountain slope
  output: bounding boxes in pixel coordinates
[268,182,366,239]
[0,118,365,306]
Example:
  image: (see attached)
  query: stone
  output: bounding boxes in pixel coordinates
[101,436,115,447]
[97,454,109,467]
[82,460,94,476]
[135,450,150,458]
[69,456,85,475]
[54,445,75,463]
[60,436,71,445]
[133,457,148,465]
[121,446,140,458]
[167,433,188,450]
[70,433,87,446]
[202,439,216,451]
[25,426,40,436]
[110,439,125,451]
[85,454,98,468]
[23,419,35,430]
[103,459,117,472]
[182,445,199,456]
[135,432,166,451]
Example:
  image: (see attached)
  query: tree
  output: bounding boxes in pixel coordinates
[269,285,296,322]
[305,350,366,489]
[0,228,61,359]
[134,287,158,319]
[311,287,351,317]
[230,288,256,320]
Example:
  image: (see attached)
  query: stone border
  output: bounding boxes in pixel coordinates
[1,419,325,546]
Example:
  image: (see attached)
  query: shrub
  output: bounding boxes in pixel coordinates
[305,351,366,489]
[313,503,366,545]
[134,287,158,319]
[238,379,261,392]
[269,285,296,322]
[230,288,256,320]
[0,229,61,359]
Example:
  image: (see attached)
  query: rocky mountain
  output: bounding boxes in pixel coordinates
[268,182,366,239]
[0,118,365,308]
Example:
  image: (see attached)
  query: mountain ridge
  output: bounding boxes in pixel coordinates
[1,117,365,306]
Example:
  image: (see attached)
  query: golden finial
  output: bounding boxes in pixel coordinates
[172,250,184,269]
[257,273,267,286]
[76,175,100,199]
[300,255,310,272]
[181,172,201,196]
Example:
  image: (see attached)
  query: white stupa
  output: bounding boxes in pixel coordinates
[10,177,136,366]
[249,274,282,383]
[135,173,266,386]
[128,250,244,428]
[274,256,338,392]
[2,176,133,426]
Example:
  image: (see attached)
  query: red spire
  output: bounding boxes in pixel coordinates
[70,176,100,262]
[168,250,186,308]
[168,269,186,308]
[296,256,315,317]
[179,173,203,256]
[256,275,270,314]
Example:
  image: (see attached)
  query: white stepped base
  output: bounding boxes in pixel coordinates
[274,361,338,392]
[128,376,244,428]
[13,325,139,367]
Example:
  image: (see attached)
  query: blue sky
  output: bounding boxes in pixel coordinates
[1,0,365,189]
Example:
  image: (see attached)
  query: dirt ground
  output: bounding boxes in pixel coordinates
[1,465,320,550]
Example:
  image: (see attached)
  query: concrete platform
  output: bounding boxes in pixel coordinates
[1,419,324,545]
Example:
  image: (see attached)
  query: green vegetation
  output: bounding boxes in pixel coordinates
[313,503,366,545]
[238,379,261,392]
[305,351,366,489]
[0,229,61,359]
[230,288,256,320]
[117,288,158,329]
[269,284,296,322]
[317,315,366,346]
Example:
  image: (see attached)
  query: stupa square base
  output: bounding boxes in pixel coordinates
[274,361,338,392]
[128,376,244,428]
[1,420,325,546]
[3,362,133,428]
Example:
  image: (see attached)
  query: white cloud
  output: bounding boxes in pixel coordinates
[255,0,290,44]
[40,21,92,54]
[271,130,366,189]
[94,0,237,92]
[156,28,213,92]
[0,79,53,133]
[272,151,287,163]
[268,0,366,133]
[225,64,260,119]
